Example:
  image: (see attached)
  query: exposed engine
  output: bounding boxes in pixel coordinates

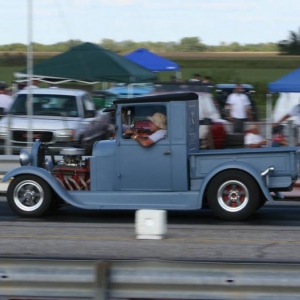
[51,148,90,190]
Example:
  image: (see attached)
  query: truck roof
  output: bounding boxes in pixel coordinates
[114,91,200,105]
[16,87,88,96]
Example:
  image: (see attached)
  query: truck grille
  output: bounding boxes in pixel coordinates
[12,131,53,143]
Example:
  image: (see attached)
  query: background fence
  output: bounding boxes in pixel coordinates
[0,120,297,156]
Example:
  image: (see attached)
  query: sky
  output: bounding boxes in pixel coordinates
[2,0,300,46]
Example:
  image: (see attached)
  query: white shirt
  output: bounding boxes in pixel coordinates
[290,104,300,125]
[0,94,13,112]
[226,93,251,119]
[148,129,167,143]
[244,132,264,146]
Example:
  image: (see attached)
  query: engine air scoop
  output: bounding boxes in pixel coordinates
[60,148,85,156]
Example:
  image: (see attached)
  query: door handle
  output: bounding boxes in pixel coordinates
[164,150,171,155]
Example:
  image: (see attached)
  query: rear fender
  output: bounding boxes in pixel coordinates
[2,166,84,208]
[198,161,274,206]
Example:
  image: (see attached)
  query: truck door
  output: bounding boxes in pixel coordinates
[117,104,172,191]
[118,139,172,191]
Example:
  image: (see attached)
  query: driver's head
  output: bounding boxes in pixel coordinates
[250,124,259,134]
[147,112,167,131]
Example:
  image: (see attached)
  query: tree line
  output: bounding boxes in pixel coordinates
[0,37,277,54]
[1,28,299,66]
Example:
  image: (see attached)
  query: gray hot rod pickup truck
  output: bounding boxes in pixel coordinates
[2,92,300,220]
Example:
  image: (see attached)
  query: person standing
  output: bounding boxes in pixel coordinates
[23,79,40,90]
[226,84,252,133]
[0,82,13,114]
[273,101,300,145]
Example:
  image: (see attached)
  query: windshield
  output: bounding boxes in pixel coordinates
[9,94,78,117]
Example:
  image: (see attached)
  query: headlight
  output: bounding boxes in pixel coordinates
[55,129,75,141]
[0,126,8,138]
[20,149,32,166]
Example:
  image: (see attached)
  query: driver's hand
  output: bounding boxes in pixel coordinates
[124,129,134,135]
[125,129,139,135]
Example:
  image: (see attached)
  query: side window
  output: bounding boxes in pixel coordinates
[121,105,167,138]
[61,96,78,117]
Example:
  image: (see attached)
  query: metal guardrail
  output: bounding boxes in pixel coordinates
[0,155,19,173]
[1,259,300,299]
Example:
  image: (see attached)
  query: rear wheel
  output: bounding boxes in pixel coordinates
[207,170,260,221]
[7,175,52,217]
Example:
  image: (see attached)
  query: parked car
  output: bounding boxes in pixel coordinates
[92,90,118,109]
[107,83,154,98]
[215,83,259,121]
[0,88,98,154]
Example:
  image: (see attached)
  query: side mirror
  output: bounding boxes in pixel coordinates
[85,110,96,118]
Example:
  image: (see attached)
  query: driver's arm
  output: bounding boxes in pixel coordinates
[131,134,154,147]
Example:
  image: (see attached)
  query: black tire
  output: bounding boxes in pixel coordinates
[7,175,52,217]
[48,194,66,212]
[207,170,260,221]
[256,194,267,211]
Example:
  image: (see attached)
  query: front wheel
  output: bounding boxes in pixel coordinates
[207,170,260,221]
[7,175,52,217]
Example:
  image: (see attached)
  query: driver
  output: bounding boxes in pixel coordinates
[127,112,167,147]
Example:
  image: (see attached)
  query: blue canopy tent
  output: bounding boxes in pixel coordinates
[268,68,300,93]
[267,68,300,144]
[125,48,180,76]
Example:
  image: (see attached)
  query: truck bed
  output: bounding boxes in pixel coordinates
[189,146,299,191]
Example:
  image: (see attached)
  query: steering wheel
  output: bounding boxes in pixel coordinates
[122,132,133,139]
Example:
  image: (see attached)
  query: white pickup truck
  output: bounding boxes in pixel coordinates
[0,88,99,154]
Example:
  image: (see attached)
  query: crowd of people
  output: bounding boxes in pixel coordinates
[0,82,13,115]
[0,75,297,149]
[179,75,293,149]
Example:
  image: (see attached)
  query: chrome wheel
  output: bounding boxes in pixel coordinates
[217,180,249,212]
[207,170,260,221]
[7,175,52,217]
[13,180,44,212]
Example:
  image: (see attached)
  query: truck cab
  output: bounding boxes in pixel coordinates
[91,92,199,192]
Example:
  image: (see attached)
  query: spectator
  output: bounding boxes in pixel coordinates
[202,76,212,84]
[23,79,39,90]
[189,73,202,82]
[0,82,13,113]
[225,84,252,133]
[273,100,300,145]
[244,124,267,148]
[272,125,288,147]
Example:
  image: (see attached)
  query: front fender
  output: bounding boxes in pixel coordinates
[198,161,274,206]
[2,166,86,208]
